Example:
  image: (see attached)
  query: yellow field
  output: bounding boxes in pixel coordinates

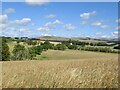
[40,41,61,45]
[2,50,118,88]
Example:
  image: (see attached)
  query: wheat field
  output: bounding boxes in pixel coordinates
[2,51,118,88]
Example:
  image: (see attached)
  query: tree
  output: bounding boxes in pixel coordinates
[114,45,120,49]
[12,44,26,60]
[67,44,78,50]
[28,45,43,60]
[42,41,54,50]
[1,39,10,61]
[55,44,66,51]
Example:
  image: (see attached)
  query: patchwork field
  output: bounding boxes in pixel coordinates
[2,50,118,88]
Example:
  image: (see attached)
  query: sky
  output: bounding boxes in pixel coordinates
[0,1,119,38]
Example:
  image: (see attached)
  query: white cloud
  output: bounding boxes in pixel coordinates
[115,26,120,30]
[101,35,109,38]
[12,18,31,25]
[19,28,27,32]
[44,20,62,27]
[41,33,51,36]
[4,8,15,14]
[0,24,6,28]
[38,19,62,31]
[116,18,120,23]
[25,0,49,5]
[91,21,102,26]
[111,31,118,38]
[37,26,51,31]
[64,24,75,30]
[45,14,56,18]
[0,24,6,29]
[0,14,8,24]
[53,20,63,24]
[101,25,110,29]
[3,27,32,37]
[31,23,35,26]
[95,32,102,35]
[91,21,110,29]
[44,22,53,27]
[80,21,87,25]
[5,27,16,31]
[80,11,96,19]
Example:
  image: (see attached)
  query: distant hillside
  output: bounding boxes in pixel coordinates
[38,36,70,41]
[37,36,109,43]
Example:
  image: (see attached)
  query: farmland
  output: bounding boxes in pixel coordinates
[1,37,119,88]
[1,2,119,89]
[36,50,117,60]
[2,50,118,88]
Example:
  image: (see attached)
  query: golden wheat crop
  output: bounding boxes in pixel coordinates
[2,55,118,88]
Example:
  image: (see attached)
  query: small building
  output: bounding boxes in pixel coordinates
[70,43,73,45]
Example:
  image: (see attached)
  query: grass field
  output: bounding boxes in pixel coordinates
[2,50,118,88]
[36,50,117,60]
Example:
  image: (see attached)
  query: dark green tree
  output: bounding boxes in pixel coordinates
[12,44,26,60]
[1,39,10,61]
[55,44,66,51]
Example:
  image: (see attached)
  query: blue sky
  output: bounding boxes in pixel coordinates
[1,2,119,38]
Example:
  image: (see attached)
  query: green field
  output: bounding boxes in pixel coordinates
[7,41,118,61]
[36,50,117,60]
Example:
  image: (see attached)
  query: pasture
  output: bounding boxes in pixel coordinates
[36,50,117,60]
[2,50,118,88]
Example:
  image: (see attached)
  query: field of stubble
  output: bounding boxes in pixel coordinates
[2,51,118,88]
